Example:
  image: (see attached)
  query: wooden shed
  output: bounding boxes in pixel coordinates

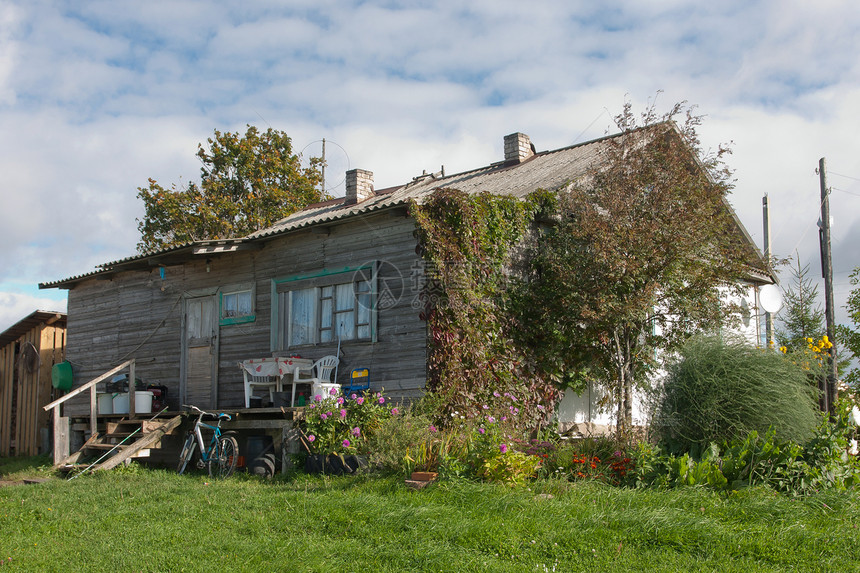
[0,310,67,456]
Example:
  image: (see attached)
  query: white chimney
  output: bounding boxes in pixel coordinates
[345,169,374,205]
[504,132,534,164]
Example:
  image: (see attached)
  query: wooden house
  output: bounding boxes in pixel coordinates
[0,310,67,456]
[40,129,772,422]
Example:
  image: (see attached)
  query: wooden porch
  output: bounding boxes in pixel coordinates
[54,399,308,475]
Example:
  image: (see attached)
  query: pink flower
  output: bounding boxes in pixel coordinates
[329,387,338,396]
[499,443,508,454]
[429,425,437,433]
[340,409,347,418]
[482,404,489,410]
[309,403,316,409]
[357,397,364,405]
[378,396,385,404]
[337,397,345,405]
[493,391,501,398]
[314,394,322,402]
[488,416,496,424]
[352,427,361,437]
[351,393,357,400]
[391,408,399,415]
[320,413,328,421]
[342,439,351,448]
[308,435,315,442]
[478,427,485,434]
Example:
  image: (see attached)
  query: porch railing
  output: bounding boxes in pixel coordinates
[43,359,137,465]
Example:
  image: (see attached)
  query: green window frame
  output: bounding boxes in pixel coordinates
[220,285,256,326]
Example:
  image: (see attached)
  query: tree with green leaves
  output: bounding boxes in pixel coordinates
[516,102,759,438]
[136,126,325,252]
[775,259,825,352]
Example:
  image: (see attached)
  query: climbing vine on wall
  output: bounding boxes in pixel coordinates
[409,189,560,432]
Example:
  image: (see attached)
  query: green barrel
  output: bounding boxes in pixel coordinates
[51,361,73,391]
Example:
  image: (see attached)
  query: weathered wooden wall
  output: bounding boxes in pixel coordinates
[0,323,66,456]
[62,210,427,415]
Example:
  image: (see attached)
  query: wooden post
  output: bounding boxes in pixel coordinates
[129,361,136,419]
[819,157,838,414]
[90,384,98,438]
[53,407,69,465]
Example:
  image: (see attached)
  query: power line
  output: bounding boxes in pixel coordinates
[832,186,860,198]
[829,170,860,182]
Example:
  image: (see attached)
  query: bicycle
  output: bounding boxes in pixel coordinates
[177,404,239,478]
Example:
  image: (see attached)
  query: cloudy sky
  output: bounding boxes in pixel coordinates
[1,0,859,338]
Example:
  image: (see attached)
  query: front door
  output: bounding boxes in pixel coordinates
[182,295,218,409]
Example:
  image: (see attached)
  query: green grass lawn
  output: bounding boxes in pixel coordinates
[1,458,858,572]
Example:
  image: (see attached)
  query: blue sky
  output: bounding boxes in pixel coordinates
[2,0,860,335]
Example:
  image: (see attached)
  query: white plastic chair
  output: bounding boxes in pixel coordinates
[298,355,340,400]
[239,359,282,408]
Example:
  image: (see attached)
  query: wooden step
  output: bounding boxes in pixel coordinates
[54,415,182,474]
[87,443,130,450]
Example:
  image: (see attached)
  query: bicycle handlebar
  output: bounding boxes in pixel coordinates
[181,404,231,421]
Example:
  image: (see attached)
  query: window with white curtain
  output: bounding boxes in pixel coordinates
[273,266,376,350]
[220,285,255,325]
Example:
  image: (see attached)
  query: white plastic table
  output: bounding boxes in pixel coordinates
[239,357,314,408]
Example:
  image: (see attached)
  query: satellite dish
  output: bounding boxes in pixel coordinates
[759,284,783,313]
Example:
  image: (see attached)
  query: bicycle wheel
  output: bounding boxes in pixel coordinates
[177,433,197,474]
[209,435,239,478]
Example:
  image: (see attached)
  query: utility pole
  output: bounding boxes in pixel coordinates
[321,138,326,195]
[818,157,838,415]
[763,194,773,346]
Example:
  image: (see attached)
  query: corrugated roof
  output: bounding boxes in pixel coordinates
[249,134,611,240]
[42,125,767,288]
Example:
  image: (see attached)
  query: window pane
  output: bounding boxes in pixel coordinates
[335,311,354,340]
[357,294,371,326]
[320,297,332,329]
[290,287,316,346]
[357,324,370,339]
[223,293,237,317]
[335,283,354,311]
[237,291,252,316]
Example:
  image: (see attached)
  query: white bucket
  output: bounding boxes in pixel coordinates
[97,393,114,415]
[113,391,154,414]
[135,391,154,414]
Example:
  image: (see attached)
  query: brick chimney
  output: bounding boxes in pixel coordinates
[345,168,374,205]
[504,132,534,164]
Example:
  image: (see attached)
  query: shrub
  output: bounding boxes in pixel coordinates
[300,389,392,455]
[653,335,819,455]
[366,402,467,477]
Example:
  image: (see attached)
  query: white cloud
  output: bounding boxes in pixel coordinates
[1,0,859,332]
[0,290,67,335]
